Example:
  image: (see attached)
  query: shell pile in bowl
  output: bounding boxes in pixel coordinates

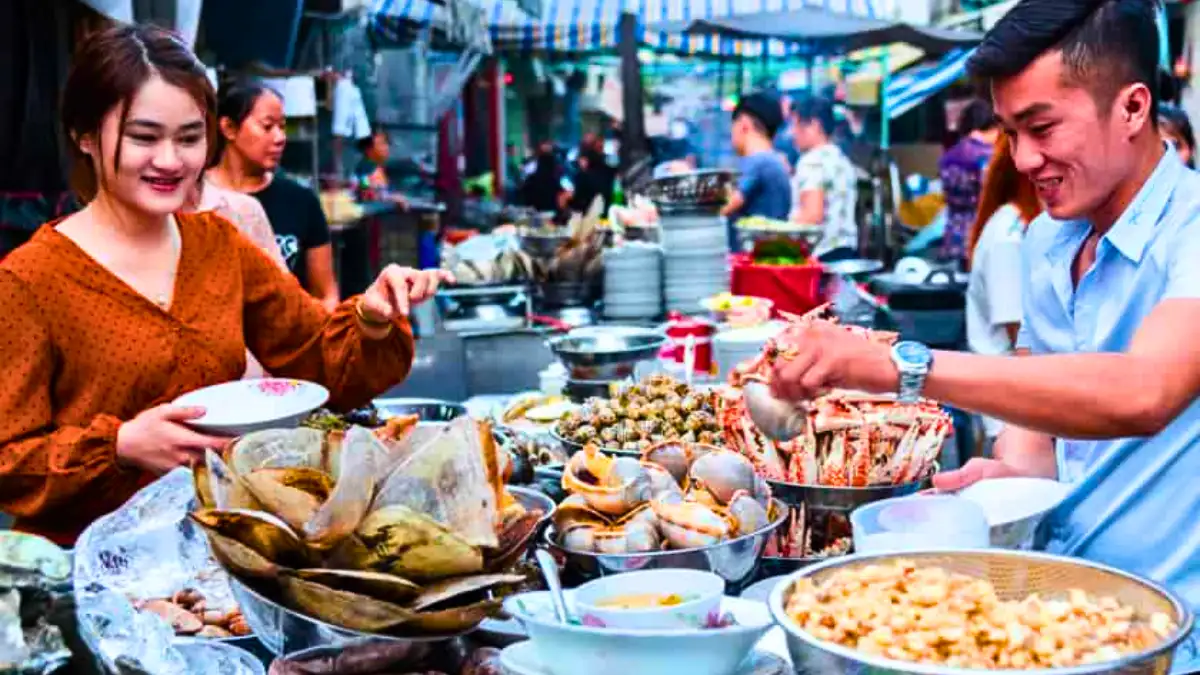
[553,442,776,554]
[190,417,542,638]
[556,375,723,452]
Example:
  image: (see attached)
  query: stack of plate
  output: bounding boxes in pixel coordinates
[661,211,730,314]
[603,243,663,320]
[713,321,787,380]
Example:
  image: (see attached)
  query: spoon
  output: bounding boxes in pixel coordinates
[534,548,570,624]
[742,381,809,442]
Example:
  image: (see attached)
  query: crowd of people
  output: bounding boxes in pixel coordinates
[721,90,861,260]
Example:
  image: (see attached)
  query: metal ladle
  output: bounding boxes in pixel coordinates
[742,382,809,442]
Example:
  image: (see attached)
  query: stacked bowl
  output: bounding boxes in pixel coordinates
[602,243,664,320]
[713,322,787,381]
[660,210,731,315]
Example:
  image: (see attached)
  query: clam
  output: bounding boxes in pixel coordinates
[304,426,392,550]
[202,449,262,511]
[202,529,284,579]
[651,499,733,549]
[241,470,324,533]
[726,491,770,537]
[356,505,485,582]
[228,427,336,477]
[409,573,526,612]
[486,510,544,573]
[641,440,693,485]
[293,569,422,605]
[279,575,415,633]
[404,599,504,635]
[593,520,661,554]
[561,446,651,516]
[190,509,309,568]
[689,449,771,507]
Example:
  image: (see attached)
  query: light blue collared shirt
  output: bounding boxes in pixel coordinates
[1018,149,1200,670]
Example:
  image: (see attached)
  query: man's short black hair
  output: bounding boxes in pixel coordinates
[792,96,836,136]
[958,98,998,135]
[966,0,1161,118]
[733,91,784,138]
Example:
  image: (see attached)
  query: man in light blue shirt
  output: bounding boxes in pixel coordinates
[761,0,1200,669]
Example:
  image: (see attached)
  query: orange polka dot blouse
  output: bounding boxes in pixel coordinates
[0,212,415,546]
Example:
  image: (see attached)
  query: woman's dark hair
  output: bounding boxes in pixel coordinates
[967,0,1160,120]
[213,79,280,162]
[61,23,215,203]
[1158,103,1196,167]
[958,98,998,135]
[792,96,837,136]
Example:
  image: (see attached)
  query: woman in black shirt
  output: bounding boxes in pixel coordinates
[209,81,340,311]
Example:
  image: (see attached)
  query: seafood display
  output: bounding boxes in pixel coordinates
[784,560,1177,669]
[132,588,249,639]
[552,442,776,554]
[191,417,544,638]
[556,375,723,452]
[0,532,71,672]
[718,306,951,487]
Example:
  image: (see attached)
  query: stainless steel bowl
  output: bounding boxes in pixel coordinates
[768,550,1195,675]
[372,398,468,423]
[229,486,553,656]
[766,477,927,512]
[230,577,466,657]
[546,499,790,591]
[546,328,666,369]
[549,427,641,459]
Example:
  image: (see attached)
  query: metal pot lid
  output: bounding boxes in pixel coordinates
[821,258,884,277]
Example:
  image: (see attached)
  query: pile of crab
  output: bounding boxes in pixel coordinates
[551,442,782,555]
[716,305,952,488]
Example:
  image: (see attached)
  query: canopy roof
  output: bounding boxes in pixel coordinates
[660,7,982,57]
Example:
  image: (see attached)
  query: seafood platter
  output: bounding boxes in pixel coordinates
[548,442,788,589]
[190,415,553,655]
[0,531,72,674]
[553,374,724,457]
[712,305,951,567]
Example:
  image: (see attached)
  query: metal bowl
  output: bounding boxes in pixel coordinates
[549,427,641,459]
[372,398,468,423]
[768,550,1195,675]
[766,477,927,512]
[546,499,790,592]
[230,577,467,657]
[546,328,666,368]
[229,486,552,656]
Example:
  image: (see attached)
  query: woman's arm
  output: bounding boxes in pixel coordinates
[790,157,827,224]
[231,220,413,411]
[0,271,137,518]
[306,244,340,312]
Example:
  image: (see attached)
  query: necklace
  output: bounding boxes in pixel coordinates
[155,220,182,309]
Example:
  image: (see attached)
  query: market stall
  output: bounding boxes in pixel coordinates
[43,302,1194,673]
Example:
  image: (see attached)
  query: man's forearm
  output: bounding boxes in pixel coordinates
[922,350,1169,439]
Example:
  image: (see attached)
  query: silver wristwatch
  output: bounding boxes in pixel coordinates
[890,341,933,403]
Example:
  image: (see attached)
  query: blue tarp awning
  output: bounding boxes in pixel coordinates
[885,48,974,120]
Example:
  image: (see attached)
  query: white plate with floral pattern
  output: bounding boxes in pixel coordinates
[173,378,329,437]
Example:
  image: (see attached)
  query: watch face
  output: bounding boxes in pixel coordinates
[894,341,932,368]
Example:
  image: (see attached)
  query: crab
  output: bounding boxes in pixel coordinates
[717,308,951,488]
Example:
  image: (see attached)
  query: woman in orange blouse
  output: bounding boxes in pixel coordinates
[0,24,450,546]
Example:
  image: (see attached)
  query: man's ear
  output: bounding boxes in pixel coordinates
[1118,82,1153,138]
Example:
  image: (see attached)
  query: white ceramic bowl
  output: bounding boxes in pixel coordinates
[574,569,725,630]
[172,378,329,437]
[957,477,1072,549]
[503,590,773,675]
